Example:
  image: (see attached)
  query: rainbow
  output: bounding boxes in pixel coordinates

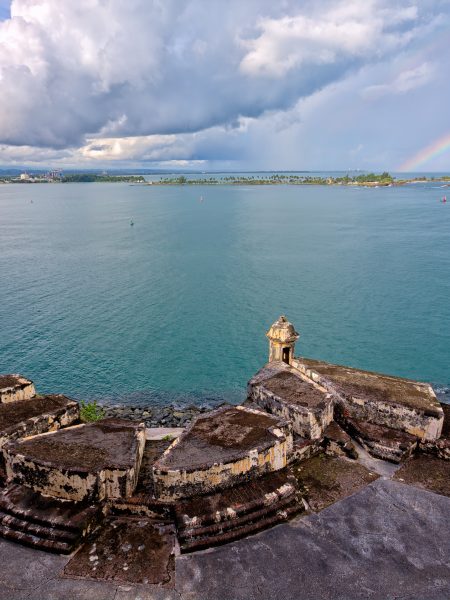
[398,131,450,172]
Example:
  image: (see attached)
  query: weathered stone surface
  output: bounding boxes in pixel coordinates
[0,478,449,599]
[292,453,379,512]
[248,362,333,439]
[63,516,176,586]
[339,416,418,463]
[394,454,450,497]
[4,419,145,502]
[289,435,321,463]
[0,375,35,404]
[295,357,443,440]
[0,538,68,599]
[175,479,450,600]
[153,406,292,501]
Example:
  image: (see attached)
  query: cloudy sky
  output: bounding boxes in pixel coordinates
[0,0,449,171]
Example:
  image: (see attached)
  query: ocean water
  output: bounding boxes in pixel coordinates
[0,180,449,406]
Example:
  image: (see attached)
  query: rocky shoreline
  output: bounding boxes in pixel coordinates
[95,372,449,431]
[101,403,213,428]
[100,391,450,429]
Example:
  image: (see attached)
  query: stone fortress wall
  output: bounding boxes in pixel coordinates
[0,316,448,559]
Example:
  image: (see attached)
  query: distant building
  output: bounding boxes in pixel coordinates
[46,169,62,181]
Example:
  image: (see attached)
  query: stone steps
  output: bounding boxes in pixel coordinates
[0,522,73,553]
[178,501,300,552]
[175,469,303,553]
[0,511,78,543]
[179,499,301,553]
[0,484,101,554]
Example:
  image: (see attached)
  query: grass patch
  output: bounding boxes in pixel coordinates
[80,400,105,423]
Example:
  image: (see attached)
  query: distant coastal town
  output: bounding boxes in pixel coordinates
[1,171,450,187]
[0,171,146,184]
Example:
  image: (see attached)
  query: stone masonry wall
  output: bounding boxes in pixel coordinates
[0,377,36,404]
[293,359,443,441]
[248,382,333,440]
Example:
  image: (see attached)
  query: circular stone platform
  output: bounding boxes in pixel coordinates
[4,419,145,502]
[153,405,293,501]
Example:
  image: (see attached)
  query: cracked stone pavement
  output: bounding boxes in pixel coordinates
[0,478,449,600]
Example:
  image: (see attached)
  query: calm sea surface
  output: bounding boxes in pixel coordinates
[1,179,449,406]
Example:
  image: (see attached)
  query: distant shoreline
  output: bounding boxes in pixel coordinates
[1,172,449,187]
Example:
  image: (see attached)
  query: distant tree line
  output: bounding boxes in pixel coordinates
[154,172,396,186]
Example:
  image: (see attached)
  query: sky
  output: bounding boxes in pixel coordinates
[0,0,449,172]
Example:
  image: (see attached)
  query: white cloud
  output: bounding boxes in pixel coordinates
[361,62,435,99]
[0,0,448,171]
[239,2,418,77]
[0,0,436,153]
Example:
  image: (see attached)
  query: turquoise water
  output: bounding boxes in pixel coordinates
[1,181,449,405]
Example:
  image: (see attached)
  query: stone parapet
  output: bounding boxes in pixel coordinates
[293,358,443,441]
